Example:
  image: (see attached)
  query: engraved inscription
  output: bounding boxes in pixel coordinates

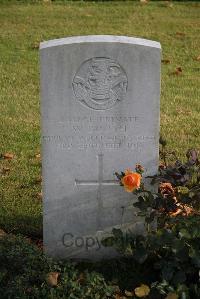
[72,57,128,110]
[43,135,156,151]
[42,115,156,151]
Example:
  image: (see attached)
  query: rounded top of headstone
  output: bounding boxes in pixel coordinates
[40,35,161,50]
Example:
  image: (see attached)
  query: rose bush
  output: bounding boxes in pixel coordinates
[103,143,200,299]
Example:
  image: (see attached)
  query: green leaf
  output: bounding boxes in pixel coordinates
[134,247,148,264]
[189,248,200,267]
[161,265,174,281]
[145,211,156,224]
[101,236,115,247]
[112,228,123,239]
[179,229,191,239]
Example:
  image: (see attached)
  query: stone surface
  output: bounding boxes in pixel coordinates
[40,35,161,260]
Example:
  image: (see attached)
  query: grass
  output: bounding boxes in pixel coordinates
[0,1,200,237]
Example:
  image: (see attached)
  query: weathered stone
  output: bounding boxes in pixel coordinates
[40,35,161,260]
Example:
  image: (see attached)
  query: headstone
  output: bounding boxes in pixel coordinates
[40,35,161,260]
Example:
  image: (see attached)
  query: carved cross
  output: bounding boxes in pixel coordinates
[75,154,119,228]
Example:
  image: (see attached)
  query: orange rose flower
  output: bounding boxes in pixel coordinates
[121,170,141,192]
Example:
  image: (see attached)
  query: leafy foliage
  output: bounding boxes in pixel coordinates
[103,145,200,298]
[0,235,113,299]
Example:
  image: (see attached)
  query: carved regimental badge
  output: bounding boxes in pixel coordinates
[72,57,128,110]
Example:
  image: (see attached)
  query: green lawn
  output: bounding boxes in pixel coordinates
[0,1,199,237]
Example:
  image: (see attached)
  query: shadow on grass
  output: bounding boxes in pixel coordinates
[77,256,159,294]
[0,213,42,239]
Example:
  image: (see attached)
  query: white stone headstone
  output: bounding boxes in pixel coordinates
[40,35,161,260]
